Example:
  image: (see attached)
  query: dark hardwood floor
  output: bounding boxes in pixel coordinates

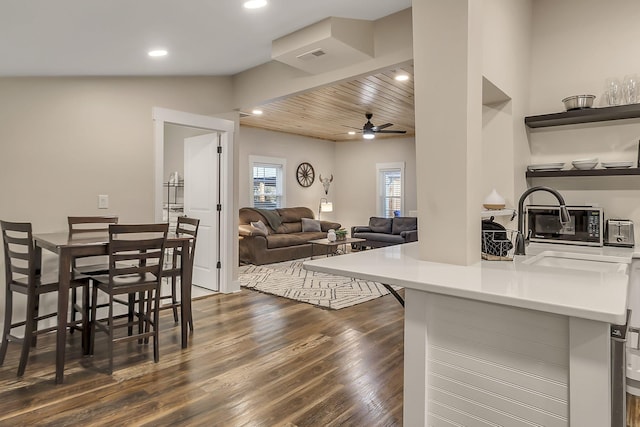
[0,288,404,426]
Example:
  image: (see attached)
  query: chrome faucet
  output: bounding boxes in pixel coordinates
[515,186,571,255]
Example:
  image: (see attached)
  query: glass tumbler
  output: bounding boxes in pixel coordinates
[606,77,622,106]
[624,74,639,104]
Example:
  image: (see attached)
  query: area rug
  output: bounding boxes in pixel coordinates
[239,259,399,310]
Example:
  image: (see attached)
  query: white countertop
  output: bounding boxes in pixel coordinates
[303,242,635,324]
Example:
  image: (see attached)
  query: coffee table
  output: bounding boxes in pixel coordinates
[308,237,366,259]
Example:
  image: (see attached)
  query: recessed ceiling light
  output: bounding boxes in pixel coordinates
[348,131,356,135]
[395,74,409,81]
[244,0,267,9]
[252,109,263,115]
[148,49,168,57]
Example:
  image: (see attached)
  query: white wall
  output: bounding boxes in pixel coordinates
[238,126,337,220]
[529,0,640,240]
[0,76,233,232]
[483,102,514,208]
[335,136,417,232]
[238,127,417,233]
[0,76,233,325]
[481,0,533,229]
[530,0,640,114]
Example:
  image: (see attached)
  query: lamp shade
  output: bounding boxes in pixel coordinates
[320,201,333,212]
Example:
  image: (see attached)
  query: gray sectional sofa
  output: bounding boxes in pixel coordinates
[351,216,418,250]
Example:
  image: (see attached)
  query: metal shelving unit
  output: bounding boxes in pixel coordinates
[163,181,184,232]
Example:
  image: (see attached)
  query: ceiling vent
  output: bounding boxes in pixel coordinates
[296,48,326,61]
[272,17,373,74]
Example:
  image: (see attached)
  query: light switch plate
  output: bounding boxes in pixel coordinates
[98,194,109,209]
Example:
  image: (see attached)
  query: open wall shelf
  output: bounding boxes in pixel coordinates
[526,168,640,178]
[525,104,640,128]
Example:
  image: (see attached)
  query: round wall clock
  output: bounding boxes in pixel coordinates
[296,162,315,187]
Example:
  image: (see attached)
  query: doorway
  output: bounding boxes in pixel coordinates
[153,107,238,293]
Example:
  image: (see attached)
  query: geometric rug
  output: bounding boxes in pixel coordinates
[239,259,400,310]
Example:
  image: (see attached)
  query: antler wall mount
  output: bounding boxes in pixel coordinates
[319,174,333,195]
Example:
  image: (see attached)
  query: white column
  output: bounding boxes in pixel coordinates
[412,0,484,265]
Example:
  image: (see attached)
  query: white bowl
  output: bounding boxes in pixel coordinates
[572,158,598,164]
[572,161,598,170]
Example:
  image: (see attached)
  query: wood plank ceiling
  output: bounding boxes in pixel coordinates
[240,64,415,142]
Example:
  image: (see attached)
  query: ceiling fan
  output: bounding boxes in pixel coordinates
[359,113,407,139]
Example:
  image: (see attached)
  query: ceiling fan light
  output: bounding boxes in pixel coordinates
[363,132,375,140]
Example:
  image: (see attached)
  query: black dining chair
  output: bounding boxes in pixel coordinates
[89,223,168,374]
[160,216,200,330]
[67,216,118,334]
[0,220,90,377]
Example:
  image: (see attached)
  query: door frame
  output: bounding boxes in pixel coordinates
[153,107,238,293]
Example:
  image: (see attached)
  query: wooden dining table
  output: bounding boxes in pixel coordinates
[33,231,194,384]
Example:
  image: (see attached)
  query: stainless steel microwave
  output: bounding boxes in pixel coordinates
[524,205,603,247]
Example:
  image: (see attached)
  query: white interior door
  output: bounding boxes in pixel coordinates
[184,133,219,291]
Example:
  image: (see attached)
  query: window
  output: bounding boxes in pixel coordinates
[250,156,286,209]
[376,162,405,218]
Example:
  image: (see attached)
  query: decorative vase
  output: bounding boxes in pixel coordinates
[327,229,337,242]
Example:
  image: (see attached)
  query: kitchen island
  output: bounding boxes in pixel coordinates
[303,242,633,426]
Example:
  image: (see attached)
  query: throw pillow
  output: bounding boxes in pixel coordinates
[391,217,418,235]
[251,220,269,235]
[369,217,392,234]
[301,217,322,232]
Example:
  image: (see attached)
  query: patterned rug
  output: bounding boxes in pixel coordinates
[239,259,399,310]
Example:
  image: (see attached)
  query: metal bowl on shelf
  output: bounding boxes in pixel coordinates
[562,95,595,111]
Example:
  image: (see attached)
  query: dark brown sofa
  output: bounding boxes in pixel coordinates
[351,216,418,250]
[239,207,341,265]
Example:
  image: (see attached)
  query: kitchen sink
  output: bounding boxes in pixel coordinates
[522,250,629,274]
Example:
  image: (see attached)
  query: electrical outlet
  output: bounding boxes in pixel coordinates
[98,194,109,209]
